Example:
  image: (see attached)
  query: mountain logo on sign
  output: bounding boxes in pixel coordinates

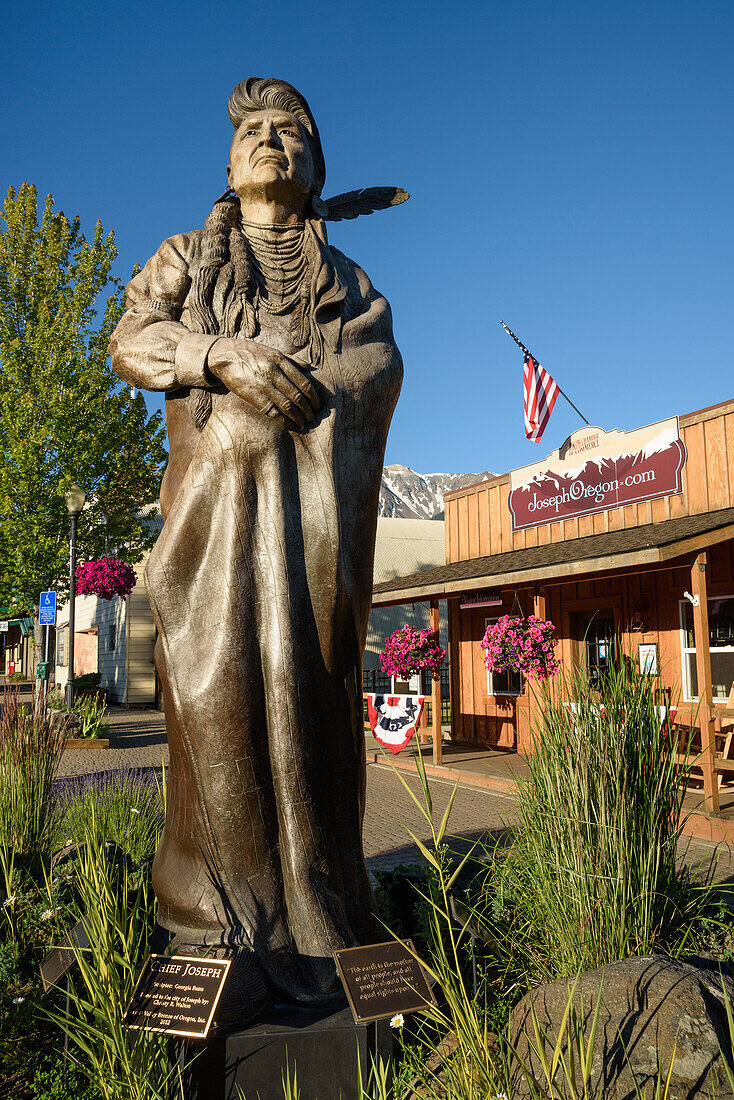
[508,418,686,531]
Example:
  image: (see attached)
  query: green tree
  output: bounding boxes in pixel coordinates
[0,183,166,619]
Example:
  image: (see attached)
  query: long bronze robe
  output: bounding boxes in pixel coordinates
[109,221,402,1001]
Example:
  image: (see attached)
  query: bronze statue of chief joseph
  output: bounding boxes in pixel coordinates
[110,78,407,1019]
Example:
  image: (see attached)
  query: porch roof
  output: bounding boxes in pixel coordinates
[371,506,734,606]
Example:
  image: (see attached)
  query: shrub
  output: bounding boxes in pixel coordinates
[30,1061,101,1099]
[75,672,101,692]
[47,687,65,710]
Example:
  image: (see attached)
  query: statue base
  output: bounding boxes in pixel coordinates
[175,1003,395,1099]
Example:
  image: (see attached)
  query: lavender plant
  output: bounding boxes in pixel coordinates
[50,768,165,865]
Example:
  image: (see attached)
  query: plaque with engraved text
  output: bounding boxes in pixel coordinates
[334,939,436,1024]
[124,954,231,1038]
[40,920,90,992]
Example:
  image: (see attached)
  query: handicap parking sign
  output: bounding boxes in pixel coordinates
[39,591,57,626]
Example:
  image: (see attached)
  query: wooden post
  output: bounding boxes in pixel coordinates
[431,598,443,766]
[419,692,430,744]
[448,598,459,742]
[527,587,547,755]
[691,552,719,812]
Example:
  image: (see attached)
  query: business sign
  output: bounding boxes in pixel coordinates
[460,590,503,609]
[508,418,686,531]
[39,591,57,626]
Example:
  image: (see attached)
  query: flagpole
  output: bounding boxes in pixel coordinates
[499,320,590,427]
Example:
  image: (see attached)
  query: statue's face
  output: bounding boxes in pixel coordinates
[228,109,315,210]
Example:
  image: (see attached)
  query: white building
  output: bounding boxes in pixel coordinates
[54,554,157,705]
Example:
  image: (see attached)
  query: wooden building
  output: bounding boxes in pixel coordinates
[1,616,35,679]
[372,398,734,810]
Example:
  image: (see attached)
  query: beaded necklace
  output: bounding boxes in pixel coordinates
[241,218,308,317]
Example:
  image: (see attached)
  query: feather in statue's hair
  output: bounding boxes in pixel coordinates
[321,187,409,222]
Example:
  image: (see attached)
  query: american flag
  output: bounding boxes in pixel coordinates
[524,354,559,442]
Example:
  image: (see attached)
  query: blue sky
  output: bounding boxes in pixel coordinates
[3,0,733,476]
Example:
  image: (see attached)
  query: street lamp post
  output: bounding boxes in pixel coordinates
[64,483,86,710]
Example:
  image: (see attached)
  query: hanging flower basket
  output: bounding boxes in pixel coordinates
[380,624,447,683]
[481,614,560,682]
[75,559,137,601]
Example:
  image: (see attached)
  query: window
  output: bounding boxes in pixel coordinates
[485,618,522,696]
[108,624,116,652]
[56,628,66,667]
[488,666,522,696]
[363,668,391,694]
[680,597,734,702]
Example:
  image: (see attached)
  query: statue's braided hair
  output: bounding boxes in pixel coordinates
[186,79,325,430]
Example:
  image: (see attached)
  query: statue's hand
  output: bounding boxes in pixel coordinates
[207,338,322,430]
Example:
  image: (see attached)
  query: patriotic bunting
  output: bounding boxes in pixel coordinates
[367,694,425,754]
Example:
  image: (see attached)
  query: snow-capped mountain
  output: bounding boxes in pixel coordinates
[379,465,494,520]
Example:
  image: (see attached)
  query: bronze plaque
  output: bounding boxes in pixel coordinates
[123,954,231,1038]
[334,939,436,1024]
[40,919,90,992]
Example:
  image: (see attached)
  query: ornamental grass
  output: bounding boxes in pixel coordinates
[0,686,70,856]
[44,804,180,1100]
[486,657,713,982]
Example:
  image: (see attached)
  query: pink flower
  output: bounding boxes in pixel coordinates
[75,559,137,600]
[380,624,447,681]
[480,615,560,682]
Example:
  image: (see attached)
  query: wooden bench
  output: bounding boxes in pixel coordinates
[678,684,734,791]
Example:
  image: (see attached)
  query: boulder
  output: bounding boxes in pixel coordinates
[509,954,734,1100]
[48,709,79,736]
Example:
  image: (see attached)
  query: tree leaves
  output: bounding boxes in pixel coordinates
[0,185,166,611]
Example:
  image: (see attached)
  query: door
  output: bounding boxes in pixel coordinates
[582,615,615,686]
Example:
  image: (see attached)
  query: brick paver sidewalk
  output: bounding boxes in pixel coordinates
[57,705,734,885]
[59,705,519,871]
